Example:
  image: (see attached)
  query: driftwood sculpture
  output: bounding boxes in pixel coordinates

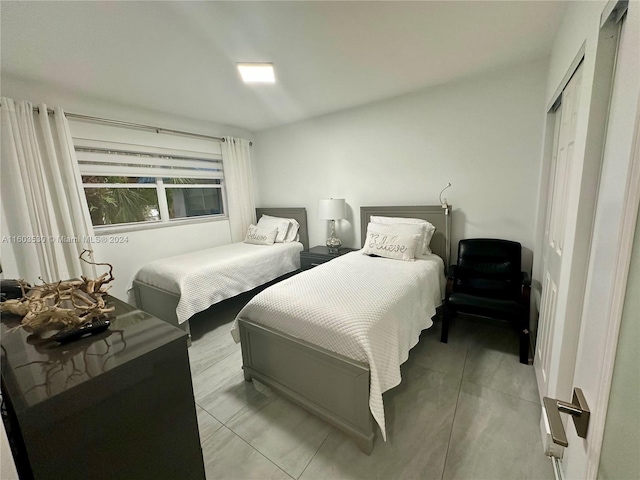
[0,250,115,336]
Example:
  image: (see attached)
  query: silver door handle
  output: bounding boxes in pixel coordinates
[543,388,590,447]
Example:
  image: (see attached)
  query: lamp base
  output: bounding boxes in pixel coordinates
[326,238,341,254]
[326,219,342,254]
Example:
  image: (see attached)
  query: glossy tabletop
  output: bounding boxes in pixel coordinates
[0,296,186,416]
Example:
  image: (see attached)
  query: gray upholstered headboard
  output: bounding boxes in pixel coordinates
[256,207,309,251]
[360,205,452,267]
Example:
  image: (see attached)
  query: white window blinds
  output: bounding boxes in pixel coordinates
[74,139,223,180]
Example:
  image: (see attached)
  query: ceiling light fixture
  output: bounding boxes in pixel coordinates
[237,63,275,83]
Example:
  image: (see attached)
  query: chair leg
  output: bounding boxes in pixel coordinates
[441,307,451,343]
[519,328,530,365]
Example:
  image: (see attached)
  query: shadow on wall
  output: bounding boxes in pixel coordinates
[342,203,356,247]
[332,222,353,247]
[320,206,534,275]
[317,203,356,249]
[329,219,355,248]
[451,209,533,273]
[521,247,533,276]
[451,208,467,264]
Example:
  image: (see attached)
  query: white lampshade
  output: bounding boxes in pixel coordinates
[318,198,346,220]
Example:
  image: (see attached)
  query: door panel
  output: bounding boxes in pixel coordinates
[538,274,557,385]
[536,64,583,399]
[535,2,639,478]
[564,8,639,478]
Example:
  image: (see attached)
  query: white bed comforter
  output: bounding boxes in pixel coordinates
[133,242,302,324]
[231,251,445,440]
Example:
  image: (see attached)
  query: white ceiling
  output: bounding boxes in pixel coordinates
[1,1,567,132]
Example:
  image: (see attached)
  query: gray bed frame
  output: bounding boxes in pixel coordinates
[132,208,309,340]
[238,205,452,454]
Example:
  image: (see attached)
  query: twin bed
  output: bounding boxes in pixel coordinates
[236,205,451,454]
[131,207,309,338]
[132,205,451,454]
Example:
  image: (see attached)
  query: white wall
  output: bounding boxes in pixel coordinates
[254,59,549,272]
[95,220,231,301]
[1,74,253,301]
[598,209,640,480]
[1,73,253,139]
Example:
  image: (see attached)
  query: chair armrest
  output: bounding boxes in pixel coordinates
[521,271,531,287]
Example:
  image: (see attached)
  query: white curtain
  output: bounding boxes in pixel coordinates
[0,97,96,282]
[221,137,256,242]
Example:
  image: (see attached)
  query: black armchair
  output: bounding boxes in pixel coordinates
[442,238,531,364]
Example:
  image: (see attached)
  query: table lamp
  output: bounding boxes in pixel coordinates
[318,198,346,253]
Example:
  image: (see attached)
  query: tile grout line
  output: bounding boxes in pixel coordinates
[462,324,542,406]
[214,394,299,479]
[224,425,295,480]
[457,322,541,406]
[296,429,332,479]
[189,347,239,382]
[218,385,270,430]
[219,393,328,480]
[193,342,294,475]
[439,332,470,480]
[191,313,299,478]
[195,402,225,443]
[461,379,542,407]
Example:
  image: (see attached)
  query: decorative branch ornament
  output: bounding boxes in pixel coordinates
[0,250,115,336]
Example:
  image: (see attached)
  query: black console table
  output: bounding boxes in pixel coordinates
[1,296,205,480]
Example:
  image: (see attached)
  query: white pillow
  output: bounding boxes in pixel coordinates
[260,214,300,242]
[422,223,436,254]
[244,225,278,245]
[361,222,422,261]
[370,216,436,255]
[257,216,291,243]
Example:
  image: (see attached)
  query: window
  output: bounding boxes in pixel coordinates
[83,176,160,226]
[163,178,223,220]
[75,140,225,229]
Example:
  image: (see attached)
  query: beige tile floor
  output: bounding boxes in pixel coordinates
[188,296,553,480]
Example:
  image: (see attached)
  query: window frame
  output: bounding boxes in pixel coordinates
[160,177,226,222]
[75,141,228,234]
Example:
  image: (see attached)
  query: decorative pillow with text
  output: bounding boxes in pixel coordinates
[244,225,278,245]
[361,226,421,261]
[369,216,436,255]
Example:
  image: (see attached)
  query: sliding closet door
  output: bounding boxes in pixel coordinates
[535,63,583,405]
[534,1,639,477]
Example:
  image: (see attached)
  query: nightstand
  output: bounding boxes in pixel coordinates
[300,245,359,270]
